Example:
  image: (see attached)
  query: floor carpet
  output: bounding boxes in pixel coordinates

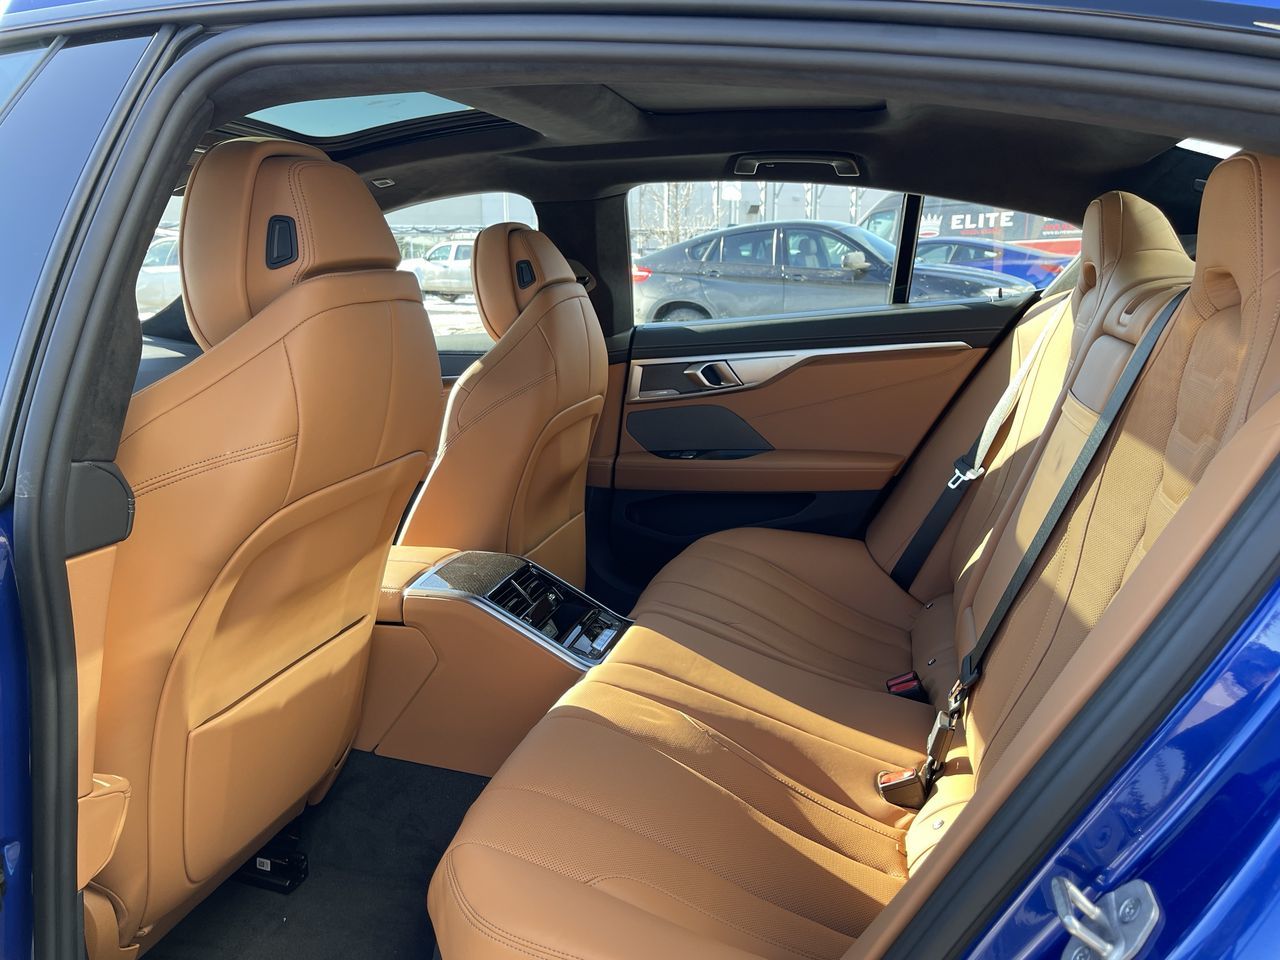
[148,750,488,960]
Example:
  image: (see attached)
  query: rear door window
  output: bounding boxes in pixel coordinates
[628,181,905,325]
[909,196,1080,297]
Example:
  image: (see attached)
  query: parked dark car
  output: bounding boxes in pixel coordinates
[915,236,1076,288]
[632,221,1033,322]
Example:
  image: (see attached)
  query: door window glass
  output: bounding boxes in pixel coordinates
[385,192,535,351]
[909,196,1080,300]
[723,229,775,264]
[628,182,905,324]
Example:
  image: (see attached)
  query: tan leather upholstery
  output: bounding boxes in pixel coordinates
[88,139,442,949]
[427,165,1262,959]
[399,223,607,586]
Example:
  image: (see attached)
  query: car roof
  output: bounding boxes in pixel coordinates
[5,0,1279,35]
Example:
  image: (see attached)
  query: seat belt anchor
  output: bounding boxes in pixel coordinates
[948,458,984,490]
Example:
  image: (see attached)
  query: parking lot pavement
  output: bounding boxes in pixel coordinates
[422,293,491,351]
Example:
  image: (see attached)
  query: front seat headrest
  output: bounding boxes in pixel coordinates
[1074,190,1188,318]
[1191,150,1280,315]
[180,137,402,350]
[472,222,579,341]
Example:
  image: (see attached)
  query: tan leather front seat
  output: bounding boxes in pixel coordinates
[399,223,607,586]
[93,138,442,947]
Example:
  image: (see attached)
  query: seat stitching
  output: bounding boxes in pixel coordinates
[539,711,907,862]
[594,661,919,772]
[637,601,896,685]
[676,710,906,842]
[643,561,905,655]
[445,372,555,448]
[585,872,835,960]
[123,285,416,441]
[281,338,302,503]
[485,774,904,930]
[447,839,838,960]
[130,435,297,489]
[133,439,297,498]
[689,540,915,634]
[444,851,588,960]
[586,670,926,824]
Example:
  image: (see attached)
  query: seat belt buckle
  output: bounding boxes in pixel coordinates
[877,767,927,809]
[924,709,957,781]
[885,670,930,704]
[948,457,984,490]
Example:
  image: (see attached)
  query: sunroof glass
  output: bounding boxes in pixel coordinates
[247,92,472,137]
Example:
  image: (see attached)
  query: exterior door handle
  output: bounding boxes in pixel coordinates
[685,361,742,390]
[705,270,721,278]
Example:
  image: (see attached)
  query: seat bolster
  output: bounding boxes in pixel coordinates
[430,676,910,959]
[430,843,778,960]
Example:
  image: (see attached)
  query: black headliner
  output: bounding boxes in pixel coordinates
[204,76,1217,232]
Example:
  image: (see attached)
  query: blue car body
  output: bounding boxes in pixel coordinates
[3,3,1280,959]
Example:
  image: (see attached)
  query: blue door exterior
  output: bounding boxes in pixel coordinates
[966,579,1280,959]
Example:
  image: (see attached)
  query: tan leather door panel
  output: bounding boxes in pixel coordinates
[615,345,983,492]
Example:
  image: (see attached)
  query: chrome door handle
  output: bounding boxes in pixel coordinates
[705,270,721,278]
[685,361,742,389]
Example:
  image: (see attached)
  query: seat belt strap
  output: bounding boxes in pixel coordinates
[921,286,1187,784]
[889,294,1070,591]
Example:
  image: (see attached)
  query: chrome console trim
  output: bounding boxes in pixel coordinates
[404,554,632,672]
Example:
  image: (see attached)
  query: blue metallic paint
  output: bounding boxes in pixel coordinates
[965,578,1280,960]
[0,508,30,958]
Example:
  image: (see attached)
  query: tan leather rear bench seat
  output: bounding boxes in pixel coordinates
[429,153,1280,960]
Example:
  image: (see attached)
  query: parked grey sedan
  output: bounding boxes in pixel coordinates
[632,221,1034,322]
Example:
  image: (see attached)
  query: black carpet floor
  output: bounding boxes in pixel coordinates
[148,751,488,960]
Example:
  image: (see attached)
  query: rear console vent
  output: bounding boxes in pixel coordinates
[488,564,560,625]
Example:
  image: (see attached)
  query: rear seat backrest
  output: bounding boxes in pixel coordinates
[867,193,1192,606]
[961,152,1279,779]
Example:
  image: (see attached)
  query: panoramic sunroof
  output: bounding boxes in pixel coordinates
[246,92,472,137]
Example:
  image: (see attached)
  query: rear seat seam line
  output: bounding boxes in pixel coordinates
[592,663,922,771]
[646,564,907,658]
[583,872,836,960]
[481,780,903,931]
[538,710,908,859]
[680,712,909,843]
[638,605,894,691]
[694,541,917,634]
[643,588,903,671]
[443,852,590,960]
[580,677,908,840]
[449,843,833,960]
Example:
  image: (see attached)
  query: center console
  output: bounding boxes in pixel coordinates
[407,552,630,668]
[354,547,633,777]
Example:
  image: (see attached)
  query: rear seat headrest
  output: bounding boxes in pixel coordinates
[472,222,579,341]
[179,137,402,350]
[1074,191,1189,323]
[1192,151,1280,314]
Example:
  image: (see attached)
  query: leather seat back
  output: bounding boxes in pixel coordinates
[400,223,607,586]
[94,138,442,944]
